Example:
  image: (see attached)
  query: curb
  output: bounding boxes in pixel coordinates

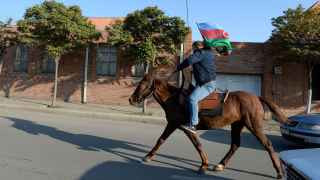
[0,103,281,132]
[0,104,166,126]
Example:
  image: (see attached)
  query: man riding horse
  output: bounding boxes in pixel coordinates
[177,22,232,133]
[177,41,229,133]
[129,22,288,178]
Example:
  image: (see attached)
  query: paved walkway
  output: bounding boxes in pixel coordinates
[0,96,280,131]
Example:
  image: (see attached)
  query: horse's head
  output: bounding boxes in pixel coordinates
[129,64,175,106]
[129,73,156,106]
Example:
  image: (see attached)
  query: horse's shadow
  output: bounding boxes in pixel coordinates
[4,117,205,171]
[79,161,232,180]
[200,128,306,152]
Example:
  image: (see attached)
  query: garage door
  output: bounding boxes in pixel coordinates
[216,74,261,96]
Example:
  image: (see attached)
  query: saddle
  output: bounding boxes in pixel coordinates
[181,85,229,117]
[198,90,229,117]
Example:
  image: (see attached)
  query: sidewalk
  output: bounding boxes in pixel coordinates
[0,96,281,132]
[0,96,166,125]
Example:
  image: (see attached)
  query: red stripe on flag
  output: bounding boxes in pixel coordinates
[200,29,229,39]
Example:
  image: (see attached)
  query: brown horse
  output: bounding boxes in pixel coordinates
[129,70,290,179]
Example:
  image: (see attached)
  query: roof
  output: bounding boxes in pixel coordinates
[307,1,320,12]
[5,17,124,43]
[88,17,124,43]
[88,17,123,31]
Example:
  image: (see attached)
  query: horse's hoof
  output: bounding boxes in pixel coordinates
[142,156,152,163]
[276,174,283,179]
[213,164,225,172]
[197,168,207,175]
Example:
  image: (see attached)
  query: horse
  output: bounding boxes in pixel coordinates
[129,69,290,179]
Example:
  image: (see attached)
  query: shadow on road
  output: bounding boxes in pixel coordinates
[3,117,217,177]
[79,161,232,180]
[5,117,201,166]
[4,117,288,179]
[6,117,148,159]
[200,129,306,152]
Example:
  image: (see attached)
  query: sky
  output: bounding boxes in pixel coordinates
[0,0,317,42]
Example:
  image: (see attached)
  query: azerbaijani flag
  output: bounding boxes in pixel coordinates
[197,22,232,51]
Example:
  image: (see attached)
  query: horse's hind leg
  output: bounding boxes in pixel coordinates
[250,128,283,179]
[143,124,177,162]
[214,121,244,172]
[183,130,209,175]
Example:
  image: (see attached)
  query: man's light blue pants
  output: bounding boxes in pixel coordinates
[188,81,216,126]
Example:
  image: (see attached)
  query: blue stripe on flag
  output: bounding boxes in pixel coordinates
[197,22,222,30]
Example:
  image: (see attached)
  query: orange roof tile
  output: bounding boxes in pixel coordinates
[88,17,123,31]
[307,1,320,11]
[88,17,124,43]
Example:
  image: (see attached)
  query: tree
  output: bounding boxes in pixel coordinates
[0,19,18,60]
[17,1,100,107]
[0,19,18,98]
[269,5,320,114]
[106,6,189,112]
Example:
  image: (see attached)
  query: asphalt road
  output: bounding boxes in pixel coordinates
[0,108,304,180]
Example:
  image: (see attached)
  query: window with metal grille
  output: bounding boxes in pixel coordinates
[96,46,117,76]
[131,64,145,77]
[14,45,28,72]
[42,53,55,73]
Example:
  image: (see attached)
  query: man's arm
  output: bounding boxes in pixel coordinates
[177,51,202,71]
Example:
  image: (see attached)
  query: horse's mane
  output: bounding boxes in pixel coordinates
[153,78,181,93]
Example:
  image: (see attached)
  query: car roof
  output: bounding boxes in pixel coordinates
[280,148,320,179]
[290,114,320,124]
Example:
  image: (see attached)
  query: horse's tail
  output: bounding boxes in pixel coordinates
[259,97,291,125]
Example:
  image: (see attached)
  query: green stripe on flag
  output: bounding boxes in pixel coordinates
[204,39,232,50]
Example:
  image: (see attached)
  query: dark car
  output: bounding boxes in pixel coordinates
[280,113,320,145]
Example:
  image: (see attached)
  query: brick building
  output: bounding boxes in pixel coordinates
[215,42,312,109]
[0,16,317,112]
[0,17,192,105]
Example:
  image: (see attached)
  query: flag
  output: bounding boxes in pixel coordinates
[197,22,232,52]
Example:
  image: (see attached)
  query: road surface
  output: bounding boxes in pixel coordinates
[0,108,303,180]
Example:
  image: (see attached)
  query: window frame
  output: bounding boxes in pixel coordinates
[42,52,56,74]
[14,45,28,73]
[131,63,146,77]
[96,45,117,76]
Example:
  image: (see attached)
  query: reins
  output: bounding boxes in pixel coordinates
[178,70,185,94]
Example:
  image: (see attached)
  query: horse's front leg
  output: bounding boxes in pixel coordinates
[182,130,209,175]
[143,124,177,162]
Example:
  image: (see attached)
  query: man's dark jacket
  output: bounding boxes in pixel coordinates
[177,49,216,86]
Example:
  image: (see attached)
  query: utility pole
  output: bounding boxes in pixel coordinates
[179,0,190,86]
[82,47,89,104]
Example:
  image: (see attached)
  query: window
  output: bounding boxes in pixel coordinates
[42,53,55,73]
[131,64,145,77]
[96,46,117,76]
[14,45,28,72]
